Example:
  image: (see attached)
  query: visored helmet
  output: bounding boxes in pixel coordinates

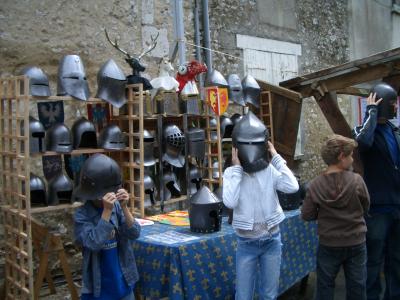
[98,124,126,150]
[232,111,269,173]
[46,123,72,153]
[24,116,46,153]
[188,164,202,195]
[134,173,156,207]
[135,130,156,167]
[48,173,73,205]
[74,154,122,201]
[162,124,185,168]
[205,70,228,88]
[189,186,223,233]
[228,74,244,106]
[57,54,90,101]
[187,127,205,160]
[370,83,398,120]
[71,117,97,149]
[242,75,260,108]
[29,173,47,206]
[209,117,218,141]
[162,169,181,201]
[96,59,127,108]
[220,115,233,138]
[20,66,51,96]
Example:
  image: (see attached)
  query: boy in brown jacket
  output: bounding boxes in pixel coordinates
[301,134,370,300]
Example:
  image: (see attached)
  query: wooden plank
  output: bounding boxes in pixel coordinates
[257,79,301,101]
[30,202,83,214]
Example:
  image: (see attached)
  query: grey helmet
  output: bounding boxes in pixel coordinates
[228,74,244,106]
[74,154,122,201]
[189,186,223,233]
[205,70,229,88]
[48,173,73,205]
[220,115,233,138]
[29,173,47,206]
[135,173,155,207]
[209,117,218,141]
[96,59,127,108]
[187,127,205,160]
[242,75,260,108]
[230,113,243,128]
[46,123,73,153]
[98,124,126,150]
[370,83,398,120]
[135,130,156,167]
[20,66,51,96]
[162,124,185,168]
[188,164,202,195]
[212,160,220,179]
[57,55,90,101]
[232,111,269,173]
[71,117,97,149]
[24,116,46,153]
[162,169,181,201]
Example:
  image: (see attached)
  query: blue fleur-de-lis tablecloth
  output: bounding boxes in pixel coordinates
[133,209,317,299]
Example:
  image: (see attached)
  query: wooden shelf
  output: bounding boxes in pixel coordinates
[30,148,130,157]
[31,202,83,214]
[153,196,188,208]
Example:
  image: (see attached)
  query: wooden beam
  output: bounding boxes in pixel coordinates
[256,79,302,102]
[314,91,363,174]
[336,87,369,97]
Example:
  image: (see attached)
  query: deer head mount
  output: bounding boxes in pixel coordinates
[104,29,159,90]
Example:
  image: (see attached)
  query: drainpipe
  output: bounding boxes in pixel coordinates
[194,0,201,62]
[173,0,186,65]
[202,0,212,74]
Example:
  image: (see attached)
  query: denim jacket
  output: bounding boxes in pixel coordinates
[223,154,299,231]
[74,201,141,297]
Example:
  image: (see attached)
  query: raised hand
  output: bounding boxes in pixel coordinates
[232,147,241,166]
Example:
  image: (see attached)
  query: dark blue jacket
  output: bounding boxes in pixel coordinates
[74,201,141,297]
[353,105,400,208]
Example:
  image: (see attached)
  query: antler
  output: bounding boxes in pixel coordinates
[104,28,133,59]
[138,32,160,60]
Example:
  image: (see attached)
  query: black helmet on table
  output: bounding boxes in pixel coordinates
[96,59,127,108]
[98,124,126,150]
[45,123,72,153]
[189,186,223,233]
[71,117,97,149]
[48,173,73,205]
[74,154,122,201]
[57,54,90,101]
[232,111,269,173]
[19,66,51,97]
[370,83,398,120]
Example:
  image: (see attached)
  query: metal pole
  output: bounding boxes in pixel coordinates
[173,0,186,65]
[202,0,212,74]
[194,0,202,62]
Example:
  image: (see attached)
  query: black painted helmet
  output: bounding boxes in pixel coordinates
[74,154,122,201]
[20,66,51,96]
[45,123,72,153]
[370,83,398,120]
[48,173,73,205]
[26,116,46,153]
[98,124,126,150]
[71,117,97,149]
[29,173,47,206]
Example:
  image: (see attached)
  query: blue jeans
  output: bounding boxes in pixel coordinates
[235,232,281,300]
[316,242,367,300]
[366,212,400,300]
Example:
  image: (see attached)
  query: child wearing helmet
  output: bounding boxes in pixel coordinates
[73,154,140,300]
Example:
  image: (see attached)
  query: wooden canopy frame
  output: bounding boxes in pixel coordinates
[279,47,400,173]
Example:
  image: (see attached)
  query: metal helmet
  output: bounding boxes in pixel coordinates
[189,186,223,233]
[188,164,202,195]
[57,54,90,101]
[96,59,127,108]
[228,74,244,106]
[242,75,260,108]
[135,130,156,167]
[71,117,97,149]
[45,123,73,153]
[209,117,218,141]
[205,70,228,88]
[74,154,122,201]
[162,170,181,201]
[48,173,73,205]
[98,124,126,150]
[370,83,398,120]
[24,116,46,153]
[29,173,47,206]
[232,111,269,173]
[134,173,155,207]
[220,115,233,138]
[213,186,233,218]
[187,127,205,160]
[20,66,51,96]
[212,161,220,179]
[162,124,185,168]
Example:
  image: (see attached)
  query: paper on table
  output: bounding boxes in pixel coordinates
[136,218,155,226]
[145,230,199,244]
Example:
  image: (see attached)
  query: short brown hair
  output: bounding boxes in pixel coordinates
[320,134,357,165]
